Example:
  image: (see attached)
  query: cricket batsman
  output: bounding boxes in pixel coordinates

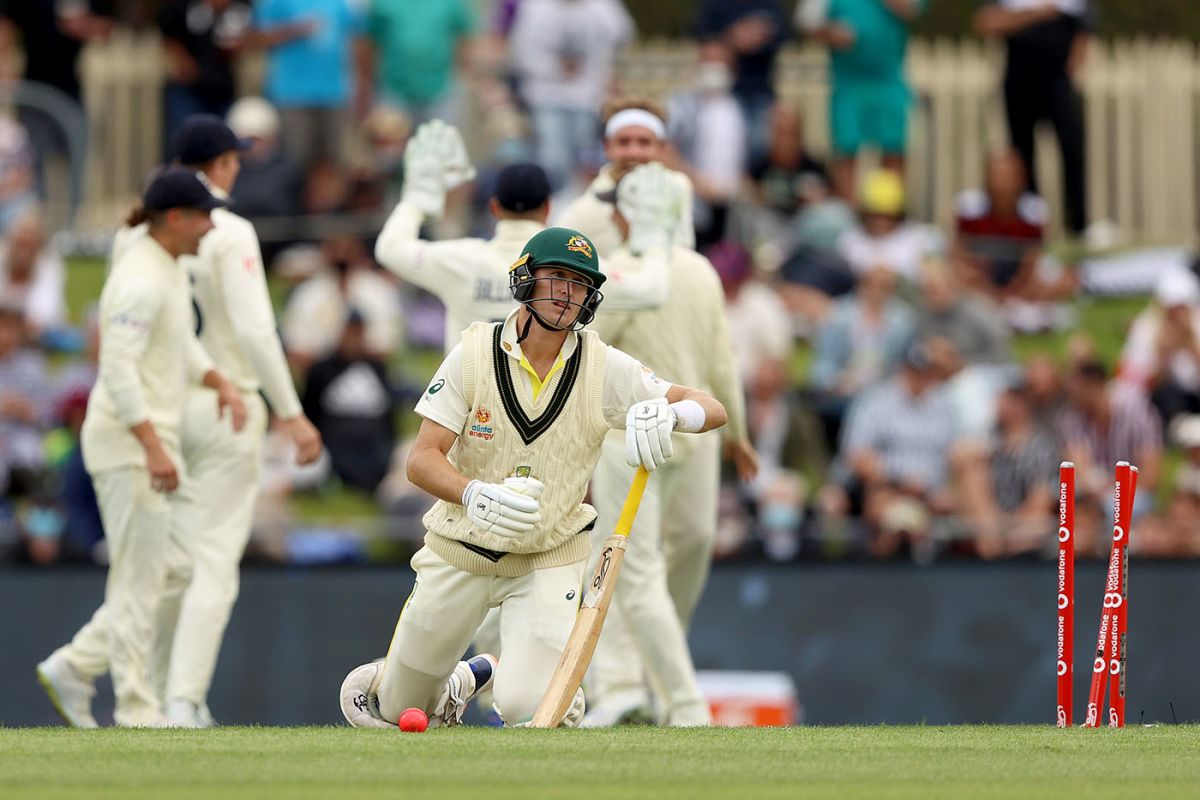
[37,167,245,727]
[339,226,727,728]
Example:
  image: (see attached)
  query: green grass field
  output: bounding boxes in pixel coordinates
[2,725,1198,799]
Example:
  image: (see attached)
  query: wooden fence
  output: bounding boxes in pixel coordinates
[74,34,1200,244]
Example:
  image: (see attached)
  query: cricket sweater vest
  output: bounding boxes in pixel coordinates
[424,322,610,577]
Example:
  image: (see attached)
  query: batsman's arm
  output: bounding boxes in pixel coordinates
[407,419,471,504]
[664,384,727,434]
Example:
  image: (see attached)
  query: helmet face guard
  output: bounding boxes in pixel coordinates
[509,254,605,330]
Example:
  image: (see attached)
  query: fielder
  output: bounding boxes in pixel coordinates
[339,227,727,728]
[37,117,323,727]
[374,120,676,350]
[583,176,757,726]
[36,168,245,727]
[556,98,694,256]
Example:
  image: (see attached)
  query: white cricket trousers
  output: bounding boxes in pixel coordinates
[58,467,175,726]
[54,390,267,710]
[155,389,267,706]
[586,430,721,724]
[377,546,584,726]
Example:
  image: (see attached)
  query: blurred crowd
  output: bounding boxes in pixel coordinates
[2,0,1198,568]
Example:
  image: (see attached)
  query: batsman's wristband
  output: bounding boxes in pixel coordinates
[669,399,705,433]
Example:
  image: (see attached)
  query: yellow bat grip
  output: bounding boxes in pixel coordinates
[614,466,649,538]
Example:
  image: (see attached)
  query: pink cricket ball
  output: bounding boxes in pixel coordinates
[398,707,428,733]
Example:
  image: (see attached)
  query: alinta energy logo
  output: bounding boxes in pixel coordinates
[469,406,495,441]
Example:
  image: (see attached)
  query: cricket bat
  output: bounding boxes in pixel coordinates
[529,466,650,728]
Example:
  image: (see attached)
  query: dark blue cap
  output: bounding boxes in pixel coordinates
[142,166,226,212]
[495,163,551,213]
[171,114,252,165]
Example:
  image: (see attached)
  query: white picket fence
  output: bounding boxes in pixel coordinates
[75,33,1200,244]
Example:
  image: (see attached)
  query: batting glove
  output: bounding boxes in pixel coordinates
[503,475,545,501]
[401,120,477,219]
[618,163,681,254]
[462,479,541,538]
[625,397,676,472]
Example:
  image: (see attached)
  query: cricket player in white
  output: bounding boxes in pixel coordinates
[374,120,677,350]
[338,227,727,728]
[584,177,759,726]
[556,99,694,256]
[37,117,322,728]
[36,168,246,727]
[154,116,323,726]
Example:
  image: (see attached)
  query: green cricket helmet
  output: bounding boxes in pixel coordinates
[509,227,606,331]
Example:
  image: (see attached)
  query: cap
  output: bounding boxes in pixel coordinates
[171,114,251,165]
[859,169,905,217]
[227,97,280,140]
[514,227,605,288]
[1155,268,1200,308]
[495,163,551,213]
[142,166,226,212]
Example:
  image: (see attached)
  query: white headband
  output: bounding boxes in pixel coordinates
[604,109,666,140]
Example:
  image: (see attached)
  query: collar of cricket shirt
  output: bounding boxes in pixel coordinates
[500,308,578,366]
[494,219,545,244]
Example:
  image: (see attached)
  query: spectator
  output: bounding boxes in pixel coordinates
[694,0,789,164]
[301,311,396,493]
[508,0,634,192]
[0,0,114,175]
[1058,359,1161,554]
[1137,415,1200,558]
[953,149,1048,298]
[666,39,746,248]
[838,169,941,285]
[975,0,1092,237]
[226,96,304,222]
[809,265,914,448]
[1023,352,1066,433]
[251,0,364,175]
[0,301,51,498]
[916,259,1011,366]
[349,105,412,210]
[49,388,104,563]
[824,342,958,558]
[0,117,37,234]
[749,103,828,221]
[158,0,252,154]
[281,236,403,371]
[0,210,66,339]
[1117,268,1200,428]
[954,380,1058,559]
[360,0,475,126]
[798,0,923,201]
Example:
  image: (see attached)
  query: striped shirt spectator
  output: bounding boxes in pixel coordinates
[0,303,52,492]
[840,362,958,492]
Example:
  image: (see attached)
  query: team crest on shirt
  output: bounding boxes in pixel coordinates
[469,407,495,440]
[565,235,593,258]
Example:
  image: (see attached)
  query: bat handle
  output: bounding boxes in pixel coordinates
[614,466,649,538]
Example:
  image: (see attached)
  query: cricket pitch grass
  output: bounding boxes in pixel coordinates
[3,725,1198,799]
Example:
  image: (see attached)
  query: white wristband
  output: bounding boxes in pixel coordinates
[669,399,705,433]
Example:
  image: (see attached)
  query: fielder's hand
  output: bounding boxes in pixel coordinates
[617,163,681,254]
[402,120,476,219]
[216,382,247,432]
[462,479,541,538]
[281,414,323,465]
[145,443,179,494]
[625,397,675,471]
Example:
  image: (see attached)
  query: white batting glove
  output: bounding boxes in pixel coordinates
[462,479,541,538]
[402,120,477,219]
[625,397,676,472]
[618,163,682,254]
[503,475,545,501]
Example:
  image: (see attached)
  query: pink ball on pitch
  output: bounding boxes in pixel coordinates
[398,707,428,733]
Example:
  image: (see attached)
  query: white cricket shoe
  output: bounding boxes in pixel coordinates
[166,699,206,728]
[36,653,98,729]
[339,659,393,729]
[432,654,497,727]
